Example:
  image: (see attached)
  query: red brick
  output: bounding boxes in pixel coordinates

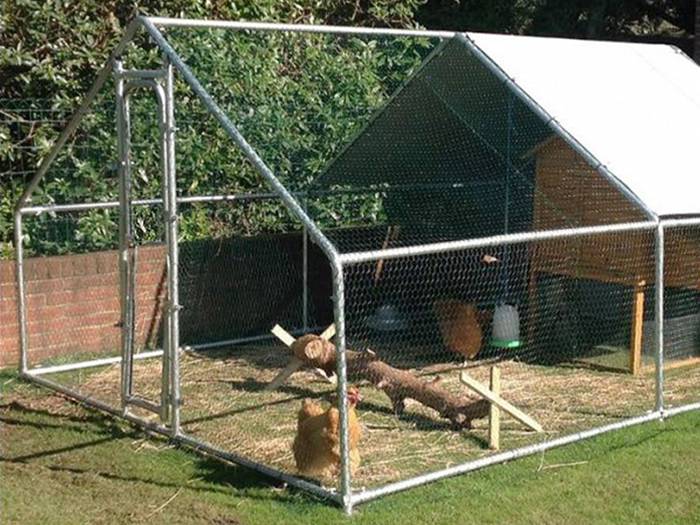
[26,279,64,293]
[0,261,15,282]
[0,308,18,325]
[24,260,51,281]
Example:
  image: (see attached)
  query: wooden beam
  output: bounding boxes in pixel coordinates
[653,356,700,373]
[488,366,501,450]
[629,281,646,376]
[266,324,337,391]
[271,324,296,347]
[460,371,543,433]
[264,357,305,391]
[319,323,336,341]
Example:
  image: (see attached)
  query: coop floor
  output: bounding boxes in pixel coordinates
[36,343,699,491]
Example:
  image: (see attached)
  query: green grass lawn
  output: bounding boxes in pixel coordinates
[1,369,699,525]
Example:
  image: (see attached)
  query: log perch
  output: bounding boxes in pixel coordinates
[289,335,490,428]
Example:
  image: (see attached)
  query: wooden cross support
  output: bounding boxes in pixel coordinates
[265,324,337,391]
[460,369,544,438]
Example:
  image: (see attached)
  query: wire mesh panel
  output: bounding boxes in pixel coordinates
[662,223,700,410]
[20,208,123,409]
[339,229,658,491]
[11,19,700,513]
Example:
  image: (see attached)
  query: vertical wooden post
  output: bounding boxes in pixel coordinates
[488,366,501,450]
[629,280,646,376]
[526,268,538,348]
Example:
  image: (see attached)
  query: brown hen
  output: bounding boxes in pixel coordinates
[433,299,485,362]
[292,387,362,480]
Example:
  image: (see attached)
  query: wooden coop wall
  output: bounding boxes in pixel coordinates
[529,137,700,372]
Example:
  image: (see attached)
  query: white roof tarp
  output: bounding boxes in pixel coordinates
[469,32,700,217]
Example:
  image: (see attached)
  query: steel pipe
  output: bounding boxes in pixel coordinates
[329,257,352,515]
[27,350,164,376]
[658,216,700,228]
[339,221,656,265]
[655,223,665,413]
[351,410,663,505]
[14,213,28,373]
[117,68,167,79]
[145,16,455,39]
[164,57,182,435]
[664,402,700,417]
[22,372,341,505]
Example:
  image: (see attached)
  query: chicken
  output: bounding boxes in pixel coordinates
[292,386,362,480]
[433,299,484,362]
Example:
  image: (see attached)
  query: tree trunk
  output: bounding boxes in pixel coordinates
[290,335,490,428]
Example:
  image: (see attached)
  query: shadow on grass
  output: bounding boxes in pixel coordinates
[0,398,327,507]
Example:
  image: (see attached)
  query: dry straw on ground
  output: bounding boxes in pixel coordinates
[42,343,700,488]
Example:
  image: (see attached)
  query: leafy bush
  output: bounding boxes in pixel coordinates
[0,0,426,257]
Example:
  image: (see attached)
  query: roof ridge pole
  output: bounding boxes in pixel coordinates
[138,16,339,262]
[454,33,658,222]
[147,17,456,39]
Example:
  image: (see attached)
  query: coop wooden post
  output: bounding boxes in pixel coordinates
[460,371,543,432]
[629,280,646,376]
[488,366,501,450]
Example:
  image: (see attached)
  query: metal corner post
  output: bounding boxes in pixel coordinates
[330,256,353,515]
[14,212,28,374]
[654,221,665,414]
[302,224,309,331]
[164,57,181,435]
[114,58,135,413]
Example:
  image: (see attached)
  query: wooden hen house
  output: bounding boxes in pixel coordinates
[529,136,700,374]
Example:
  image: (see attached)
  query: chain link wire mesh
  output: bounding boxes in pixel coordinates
[7,26,700,507]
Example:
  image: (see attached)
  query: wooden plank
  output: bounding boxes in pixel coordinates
[319,323,336,341]
[644,356,700,373]
[488,366,501,450]
[264,357,305,391]
[271,324,296,347]
[629,281,646,376]
[460,371,543,433]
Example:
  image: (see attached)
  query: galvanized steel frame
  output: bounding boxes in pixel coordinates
[13,16,700,515]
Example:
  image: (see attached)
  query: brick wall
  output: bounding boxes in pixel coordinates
[0,245,167,367]
[0,232,336,369]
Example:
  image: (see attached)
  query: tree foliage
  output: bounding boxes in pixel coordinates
[0,0,695,257]
[0,0,426,256]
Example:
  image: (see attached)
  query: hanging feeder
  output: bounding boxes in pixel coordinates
[491,303,521,348]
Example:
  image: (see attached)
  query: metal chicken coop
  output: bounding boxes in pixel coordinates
[13,16,700,514]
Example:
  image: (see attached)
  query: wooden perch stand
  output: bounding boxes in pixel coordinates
[268,324,490,428]
[460,368,543,451]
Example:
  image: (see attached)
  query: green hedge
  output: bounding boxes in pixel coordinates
[0,0,426,257]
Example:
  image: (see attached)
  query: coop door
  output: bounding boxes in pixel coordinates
[115,69,174,424]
